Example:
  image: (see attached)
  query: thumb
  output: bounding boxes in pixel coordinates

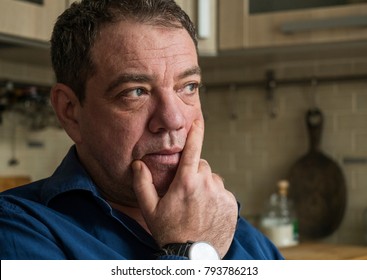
[132,160,159,215]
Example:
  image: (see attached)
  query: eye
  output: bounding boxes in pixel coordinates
[180,82,200,96]
[122,87,147,98]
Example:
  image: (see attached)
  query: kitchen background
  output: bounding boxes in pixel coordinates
[0,0,366,249]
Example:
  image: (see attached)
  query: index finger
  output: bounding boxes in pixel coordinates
[177,119,204,175]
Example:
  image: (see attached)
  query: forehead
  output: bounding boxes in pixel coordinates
[91,21,198,74]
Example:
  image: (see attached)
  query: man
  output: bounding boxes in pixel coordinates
[0,0,283,260]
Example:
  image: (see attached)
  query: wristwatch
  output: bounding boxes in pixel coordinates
[160,241,220,260]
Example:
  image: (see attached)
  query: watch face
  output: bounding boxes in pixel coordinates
[188,242,220,260]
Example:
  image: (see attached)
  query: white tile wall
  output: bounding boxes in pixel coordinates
[201,56,367,246]
[0,111,73,181]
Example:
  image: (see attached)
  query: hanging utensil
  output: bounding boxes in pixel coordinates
[8,110,19,166]
[266,70,277,118]
[288,108,347,239]
[228,83,238,120]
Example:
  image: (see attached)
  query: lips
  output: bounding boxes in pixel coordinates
[141,148,182,170]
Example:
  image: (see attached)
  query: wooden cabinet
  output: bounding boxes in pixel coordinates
[0,0,67,42]
[176,0,218,56]
[219,0,367,50]
[65,0,78,7]
[0,0,217,55]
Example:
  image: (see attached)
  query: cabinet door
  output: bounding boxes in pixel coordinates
[0,0,67,42]
[249,4,367,48]
[219,0,367,50]
[219,0,249,50]
[176,0,218,56]
[65,0,77,7]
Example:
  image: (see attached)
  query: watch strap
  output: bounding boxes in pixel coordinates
[160,242,194,258]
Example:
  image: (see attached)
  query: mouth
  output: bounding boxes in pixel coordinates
[141,148,182,169]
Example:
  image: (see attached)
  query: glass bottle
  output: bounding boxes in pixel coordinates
[260,180,299,247]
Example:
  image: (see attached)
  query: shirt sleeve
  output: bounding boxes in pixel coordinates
[0,198,67,260]
[224,216,285,260]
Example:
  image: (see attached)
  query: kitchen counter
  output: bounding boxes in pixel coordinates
[0,176,31,192]
[280,242,367,260]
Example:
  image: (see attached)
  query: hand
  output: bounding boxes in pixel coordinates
[132,120,238,258]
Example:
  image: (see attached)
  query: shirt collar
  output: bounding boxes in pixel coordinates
[39,145,158,250]
[40,145,101,206]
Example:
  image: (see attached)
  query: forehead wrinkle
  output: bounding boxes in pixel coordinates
[99,50,199,94]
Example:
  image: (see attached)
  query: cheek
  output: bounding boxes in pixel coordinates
[111,116,146,147]
[180,108,204,141]
[81,107,144,153]
[187,105,204,125]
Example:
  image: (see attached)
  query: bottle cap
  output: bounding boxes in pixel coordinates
[277,180,289,196]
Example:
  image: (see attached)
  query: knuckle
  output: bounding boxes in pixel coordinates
[198,159,211,170]
[212,173,224,183]
[176,176,197,195]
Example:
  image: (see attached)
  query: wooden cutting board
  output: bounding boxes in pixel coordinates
[288,108,346,240]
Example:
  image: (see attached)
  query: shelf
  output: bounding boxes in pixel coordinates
[0,33,51,67]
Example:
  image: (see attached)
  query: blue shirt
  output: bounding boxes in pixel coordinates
[0,146,283,260]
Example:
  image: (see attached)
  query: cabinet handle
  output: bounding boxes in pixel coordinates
[282,14,367,34]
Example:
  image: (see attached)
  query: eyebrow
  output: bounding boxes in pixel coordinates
[105,66,201,94]
[178,66,201,80]
[105,73,153,94]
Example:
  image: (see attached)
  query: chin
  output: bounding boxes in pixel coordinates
[151,169,176,197]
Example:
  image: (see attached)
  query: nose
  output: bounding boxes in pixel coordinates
[148,91,186,134]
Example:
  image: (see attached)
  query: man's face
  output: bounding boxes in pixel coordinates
[75,21,203,206]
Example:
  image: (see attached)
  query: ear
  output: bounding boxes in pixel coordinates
[50,83,82,144]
